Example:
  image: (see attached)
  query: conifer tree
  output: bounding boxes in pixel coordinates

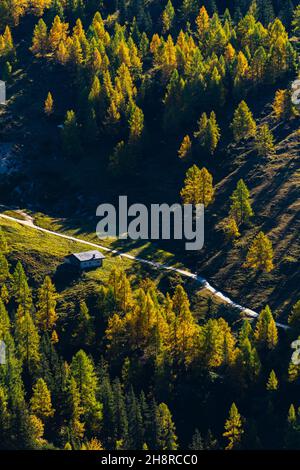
[1,25,14,55]
[68,36,83,67]
[194,112,220,155]
[0,386,10,448]
[65,376,85,444]
[255,124,275,157]
[221,217,240,241]
[0,227,8,254]
[288,404,296,425]
[56,40,68,64]
[128,102,144,141]
[0,298,10,339]
[180,165,214,207]
[72,301,95,348]
[31,19,48,56]
[178,135,192,159]
[51,329,59,344]
[28,414,45,448]
[254,305,278,349]
[194,112,208,146]
[251,46,267,83]
[229,179,253,226]
[82,438,104,450]
[189,429,204,450]
[36,276,58,332]
[292,6,300,36]
[206,111,221,154]
[88,76,101,105]
[62,110,82,158]
[0,254,10,284]
[1,284,9,305]
[71,350,102,432]
[245,232,274,272]
[272,89,295,120]
[30,378,54,420]
[231,101,256,142]
[12,261,33,313]
[126,387,144,449]
[44,92,53,116]
[196,6,210,40]
[288,300,300,328]
[266,370,278,391]
[31,0,52,17]
[223,403,244,450]
[156,403,178,450]
[49,15,69,52]
[15,309,41,374]
[162,0,175,34]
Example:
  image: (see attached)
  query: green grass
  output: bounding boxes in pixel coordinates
[29,210,178,266]
[0,216,129,282]
[0,215,225,316]
[2,210,27,220]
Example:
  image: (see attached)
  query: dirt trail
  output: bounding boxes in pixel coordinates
[0,212,289,330]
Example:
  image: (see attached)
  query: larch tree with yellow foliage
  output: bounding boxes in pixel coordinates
[15,309,40,374]
[48,15,69,52]
[244,231,274,272]
[30,0,51,17]
[195,6,210,40]
[161,0,175,34]
[254,305,278,350]
[266,370,279,391]
[229,179,253,226]
[223,403,244,450]
[231,101,256,142]
[181,165,214,207]
[178,135,192,159]
[255,124,275,157]
[30,378,54,421]
[31,19,48,56]
[36,276,58,332]
[81,438,104,450]
[221,217,240,242]
[128,102,144,141]
[272,89,296,121]
[44,92,53,116]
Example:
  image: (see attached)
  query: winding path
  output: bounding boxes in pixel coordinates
[0,212,289,330]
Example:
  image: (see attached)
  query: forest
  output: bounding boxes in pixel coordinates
[0,0,299,452]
